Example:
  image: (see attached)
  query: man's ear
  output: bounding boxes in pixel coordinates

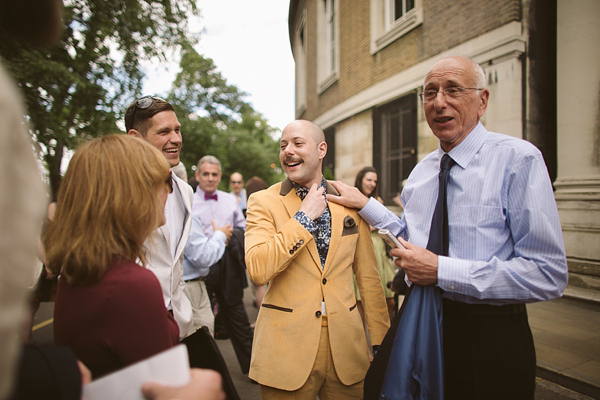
[318,141,327,160]
[127,129,142,138]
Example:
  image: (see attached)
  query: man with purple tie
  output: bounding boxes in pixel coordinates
[193,155,246,235]
[191,155,252,375]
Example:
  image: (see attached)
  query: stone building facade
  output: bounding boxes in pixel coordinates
[288,0,600,298]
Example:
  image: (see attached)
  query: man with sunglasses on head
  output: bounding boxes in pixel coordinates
[125,96,195,339]
[327,56,568,399]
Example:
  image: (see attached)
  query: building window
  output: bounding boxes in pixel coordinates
[373,93,418,204]
[317,0,339,93]
[294,10,307,118]
[370,0,422,54]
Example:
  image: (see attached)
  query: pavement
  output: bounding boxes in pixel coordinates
[528,297,600,399]
[31,285,599,399]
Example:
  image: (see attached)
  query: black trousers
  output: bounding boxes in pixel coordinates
[443,300,536,400]
[211,288,254,374]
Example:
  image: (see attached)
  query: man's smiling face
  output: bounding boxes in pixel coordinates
[423,57,489,152]
[279,121,326,188]
[143,110,182,167]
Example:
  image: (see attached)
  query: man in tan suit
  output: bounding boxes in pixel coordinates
[245,120,390,399]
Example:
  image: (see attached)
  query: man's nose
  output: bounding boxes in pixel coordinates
[433,91,448,109]
[168,130,182,143]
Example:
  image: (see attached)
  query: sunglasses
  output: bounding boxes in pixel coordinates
[165,170,173,194]
[135,95,165,109]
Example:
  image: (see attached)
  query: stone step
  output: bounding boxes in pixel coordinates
[562,286,600,309]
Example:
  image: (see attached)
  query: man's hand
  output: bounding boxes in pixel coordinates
[141,368,225,400]
[390,238,439,286]
[326,180,369,210]
[299,184,327,220]
[212,221,232,243]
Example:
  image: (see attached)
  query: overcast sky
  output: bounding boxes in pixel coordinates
[143,0,295,134]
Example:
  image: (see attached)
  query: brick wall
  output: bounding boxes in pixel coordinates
[291,0,521,121]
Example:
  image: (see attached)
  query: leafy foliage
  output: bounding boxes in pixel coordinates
[168,45,283,189]
[0,0,198,198]
[0,0,283,198]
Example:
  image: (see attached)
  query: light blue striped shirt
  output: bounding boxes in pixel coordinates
[359,122,568,305]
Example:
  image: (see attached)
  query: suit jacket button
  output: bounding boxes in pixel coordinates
[299,239,304,245]
[322,278,327,285]
[289,249,294,254]
[315,310,322,318]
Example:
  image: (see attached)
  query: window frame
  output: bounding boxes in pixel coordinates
[370,0,422,55]
[294,9,308,117]
[316,0,339,94]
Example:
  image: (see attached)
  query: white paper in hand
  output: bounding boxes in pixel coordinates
[83,345,190,400]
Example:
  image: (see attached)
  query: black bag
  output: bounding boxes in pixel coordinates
[181,326,241,400]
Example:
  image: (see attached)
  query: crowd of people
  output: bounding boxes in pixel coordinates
[1,0,569,399]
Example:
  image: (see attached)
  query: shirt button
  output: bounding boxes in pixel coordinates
[315,311,322,318]
[322,278,327,285]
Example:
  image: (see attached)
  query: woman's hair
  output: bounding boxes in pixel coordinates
[354,166,378,197]
[43,134,170,285]
[245,176,267,197]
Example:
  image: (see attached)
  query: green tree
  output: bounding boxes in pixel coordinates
[168,45,283,188]
[0,0,198,198]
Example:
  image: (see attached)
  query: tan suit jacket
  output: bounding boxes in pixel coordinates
[245,179,390,390]
[144,174,194,339]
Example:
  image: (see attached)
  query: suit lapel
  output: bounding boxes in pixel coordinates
[172,175,191,261]
[279,179,322,271]
[324,201,344,272]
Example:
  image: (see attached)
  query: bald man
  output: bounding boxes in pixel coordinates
[229,172,246,212]
[244,120,389,399]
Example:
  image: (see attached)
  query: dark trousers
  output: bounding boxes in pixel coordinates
[211,288,254,374]
[443,300,536,400]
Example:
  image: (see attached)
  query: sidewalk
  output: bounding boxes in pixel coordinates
[528,298,600,399]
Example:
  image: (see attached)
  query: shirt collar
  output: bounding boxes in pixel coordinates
[292,177,327,200]
[438,121,488,169]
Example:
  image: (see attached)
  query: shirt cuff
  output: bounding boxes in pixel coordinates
[358,197,382,225]
[212,230,227,244]
[437,256,471,293]
[294,211,318,233]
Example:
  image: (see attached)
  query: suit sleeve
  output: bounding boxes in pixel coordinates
[245,192,314,286]
[352,216,390,345]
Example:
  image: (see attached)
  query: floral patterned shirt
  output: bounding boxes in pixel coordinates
[292,178,331,268]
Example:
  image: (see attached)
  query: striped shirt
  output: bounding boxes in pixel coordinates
[360,122,568,305]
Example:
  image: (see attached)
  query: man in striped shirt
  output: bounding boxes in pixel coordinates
[328,56,568,400]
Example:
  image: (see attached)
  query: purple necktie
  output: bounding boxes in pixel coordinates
[205,193,218,201]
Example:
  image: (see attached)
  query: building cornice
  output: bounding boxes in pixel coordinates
[314,21,525,129]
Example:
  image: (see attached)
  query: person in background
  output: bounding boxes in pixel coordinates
[353,166,397,322]
[327,56,568,400]
[229,172,246,214]
[182,211,232,335]
[125,96,194,339]
[46,135,180,378]
[243,176,268,311]
[193,155,252,374]
[245,120,390,399]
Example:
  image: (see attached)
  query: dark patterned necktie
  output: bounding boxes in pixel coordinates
[426,154,455,256]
